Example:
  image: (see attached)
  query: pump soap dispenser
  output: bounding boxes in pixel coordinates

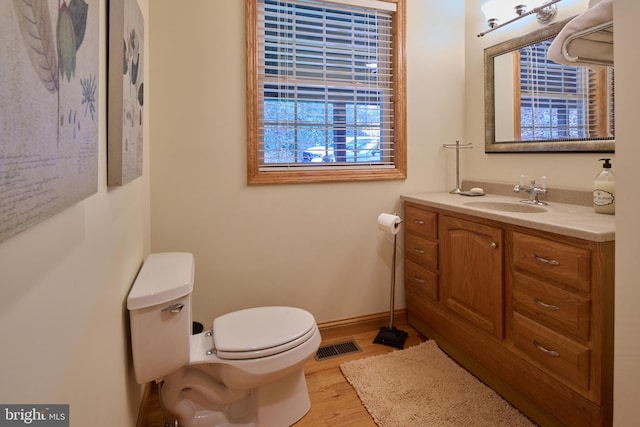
[594,158,615,215]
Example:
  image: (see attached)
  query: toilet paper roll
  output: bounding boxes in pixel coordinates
[377,213,402,235]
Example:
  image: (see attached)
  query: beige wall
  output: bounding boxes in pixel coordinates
[149,1,466,324]
[611,0,640,424]
[0,0,150,425]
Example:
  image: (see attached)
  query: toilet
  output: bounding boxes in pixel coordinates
[127,252,321,427]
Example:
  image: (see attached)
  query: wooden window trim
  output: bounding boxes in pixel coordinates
[512,50,522,141]
[245,0,407,185]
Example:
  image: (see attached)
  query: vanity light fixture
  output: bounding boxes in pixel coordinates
[478,0,562,37]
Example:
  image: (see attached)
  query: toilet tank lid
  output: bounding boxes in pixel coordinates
[127,252,195,310]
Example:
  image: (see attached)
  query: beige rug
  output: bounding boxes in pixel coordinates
[340,340,536,427]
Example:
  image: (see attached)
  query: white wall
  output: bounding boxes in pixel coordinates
[148,1,466,324]
[0,1,150,426]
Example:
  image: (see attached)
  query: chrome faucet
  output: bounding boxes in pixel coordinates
[513,176,548,205]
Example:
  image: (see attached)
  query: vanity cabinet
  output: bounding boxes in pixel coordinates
[403,201,614,427]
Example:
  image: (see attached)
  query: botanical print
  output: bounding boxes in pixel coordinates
[108,0,144,186]
[0,0,99,243]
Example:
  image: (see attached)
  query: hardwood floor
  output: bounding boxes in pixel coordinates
[139,322,426,427]
[296,323,425,427]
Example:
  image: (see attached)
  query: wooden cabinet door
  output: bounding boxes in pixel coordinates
[440,216,504,338]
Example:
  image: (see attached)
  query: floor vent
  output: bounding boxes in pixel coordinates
[315,340,362,361]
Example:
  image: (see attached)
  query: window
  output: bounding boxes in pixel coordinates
[514,39,614,142]
[246,0,406,184]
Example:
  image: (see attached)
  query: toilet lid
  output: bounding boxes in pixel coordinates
[213,306,316,360]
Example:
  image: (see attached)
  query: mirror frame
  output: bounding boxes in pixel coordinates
[484,18,615,153]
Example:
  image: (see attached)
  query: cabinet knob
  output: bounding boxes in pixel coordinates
[490,242,498,249]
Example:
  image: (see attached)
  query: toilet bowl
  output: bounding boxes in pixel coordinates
[127,253,321,427]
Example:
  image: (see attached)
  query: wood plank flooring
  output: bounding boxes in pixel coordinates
[139,322,426,427]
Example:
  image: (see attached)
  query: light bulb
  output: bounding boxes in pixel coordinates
[481,0,513,26]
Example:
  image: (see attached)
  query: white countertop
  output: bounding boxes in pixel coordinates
[401,192,615,242]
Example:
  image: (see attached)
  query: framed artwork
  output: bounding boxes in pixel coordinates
[0,0,99,243]
[108,0,144,186]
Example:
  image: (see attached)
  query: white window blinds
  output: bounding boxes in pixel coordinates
[516,40,613,141]
[257,0,396,169]
[519,39,592,140]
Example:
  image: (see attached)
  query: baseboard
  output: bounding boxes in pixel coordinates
[316,309,407,341]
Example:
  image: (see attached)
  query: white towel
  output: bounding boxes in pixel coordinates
[547,0,613,68]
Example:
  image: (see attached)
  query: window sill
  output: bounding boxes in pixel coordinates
[247,167,407,185]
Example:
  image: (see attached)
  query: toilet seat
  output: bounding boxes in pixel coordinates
[213,306,317,360]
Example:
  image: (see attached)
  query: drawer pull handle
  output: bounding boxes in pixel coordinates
[533,297,560,311]
[413,219,425,225]
[413,247,425,254]
[490,242,497,249]
[533,340,560,357]
[413,276,425,284]
[533,254,560,266]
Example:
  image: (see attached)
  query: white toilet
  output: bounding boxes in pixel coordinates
[127,252,321,427]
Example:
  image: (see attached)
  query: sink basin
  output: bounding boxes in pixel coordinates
[463,201,547,213]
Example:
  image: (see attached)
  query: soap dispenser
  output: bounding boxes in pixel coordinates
[593,158,615,215]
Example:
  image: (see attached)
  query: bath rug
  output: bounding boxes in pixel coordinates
[340,340,536,427]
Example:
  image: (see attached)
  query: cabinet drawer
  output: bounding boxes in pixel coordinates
[512,271,591,340]
[405,204,437,239]
[512,232,591,292]
[512,313,591,392]
[405,259,438,301]
[406,233,438,269]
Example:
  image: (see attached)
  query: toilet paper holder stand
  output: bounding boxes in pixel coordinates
[373,215,408,349]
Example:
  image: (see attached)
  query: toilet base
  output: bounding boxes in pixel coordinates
[255,368,311,426]
[165,368,311,427]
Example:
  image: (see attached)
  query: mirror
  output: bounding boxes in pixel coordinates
[485,19,614,153]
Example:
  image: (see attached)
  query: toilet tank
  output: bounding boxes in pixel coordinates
[127,252,195,384]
